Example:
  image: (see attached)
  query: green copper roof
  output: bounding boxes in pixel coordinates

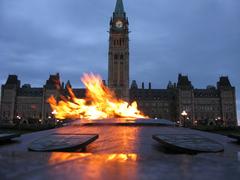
[114,0,125,18]
[115,0,124,13]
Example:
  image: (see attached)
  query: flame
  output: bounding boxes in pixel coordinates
[106,154,137,162]
[48,73,147,120]
[48,153,92,165]
[48,153,137,164]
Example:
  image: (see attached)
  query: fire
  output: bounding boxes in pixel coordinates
[48,153,92,164]
[106,154,137,162]
[48,73,147,120]
[48,153,137,165]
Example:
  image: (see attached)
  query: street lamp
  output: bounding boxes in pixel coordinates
[181,110,188,127]
[52,110,57,115]
[215,116,222,126]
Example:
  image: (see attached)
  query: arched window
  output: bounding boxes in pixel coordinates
[120,54,124,59]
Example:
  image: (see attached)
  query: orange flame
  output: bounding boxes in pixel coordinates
[106,154,137,162]
[48,73,147,120]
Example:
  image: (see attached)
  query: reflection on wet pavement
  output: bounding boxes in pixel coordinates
[1,123,240,179]
[48,153,137,164]
[106,153,137,162]
[47,153,138,180]
[48,153,92,165]
[54,125,141,154]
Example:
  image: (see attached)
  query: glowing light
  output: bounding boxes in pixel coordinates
[52,110,57,115]
[48,153,92,164]
[181,110,187,116]
[48,153,137,165]
[106,154,137,162]
[48,73,147,120]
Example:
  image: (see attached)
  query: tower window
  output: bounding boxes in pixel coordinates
[114,54,118,59]
[120,54,124,59]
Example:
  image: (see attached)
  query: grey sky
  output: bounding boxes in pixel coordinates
[0,0,239,123]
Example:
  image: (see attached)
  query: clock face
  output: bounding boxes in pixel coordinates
[115,20,123,28]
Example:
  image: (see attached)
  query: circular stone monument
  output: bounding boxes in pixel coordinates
[28,134,99,152]
[228,134,240,143]
[152,134,224,153]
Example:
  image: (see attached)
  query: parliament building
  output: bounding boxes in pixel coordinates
[0,0,237,127]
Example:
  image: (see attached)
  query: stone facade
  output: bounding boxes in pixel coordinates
[130,74,237,127]
[0,74,237,127]
[108,0,129,100]
[0,74,86,125]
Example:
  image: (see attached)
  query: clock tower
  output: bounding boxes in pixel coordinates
[108,0,129,100]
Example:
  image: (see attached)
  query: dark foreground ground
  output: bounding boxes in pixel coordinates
[0,119,240,180]
[194,126,240,136]
[0,128,34,135]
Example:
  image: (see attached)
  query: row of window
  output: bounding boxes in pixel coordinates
[194,113,235,121]
[1,111,52,119]
[16,104,41,111]
[15,112,42,118]
[2,111,11,117]
[132,96,170,100]
[114,61,124,65]
[194,113,221,120]
[195,106,220,111]
[114,54,124,60]
[138,102,169,107]
[113,38,126,46]
[195,93,219,97]
[143,108,169,113]
[224,104,235,111]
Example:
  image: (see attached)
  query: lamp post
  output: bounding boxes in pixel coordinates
[181,110,188,127]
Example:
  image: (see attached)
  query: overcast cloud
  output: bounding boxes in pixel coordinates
[0,0,239,123]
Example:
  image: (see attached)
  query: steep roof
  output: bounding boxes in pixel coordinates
[113,0,126,18]
[217,76,232,88]
[115,0,124,13]
[177,74,193,89]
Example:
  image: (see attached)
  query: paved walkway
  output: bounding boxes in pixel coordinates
[0,121,239,180]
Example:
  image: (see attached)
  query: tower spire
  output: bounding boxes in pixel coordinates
[114,0,125,18]
[108,0,129,100]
